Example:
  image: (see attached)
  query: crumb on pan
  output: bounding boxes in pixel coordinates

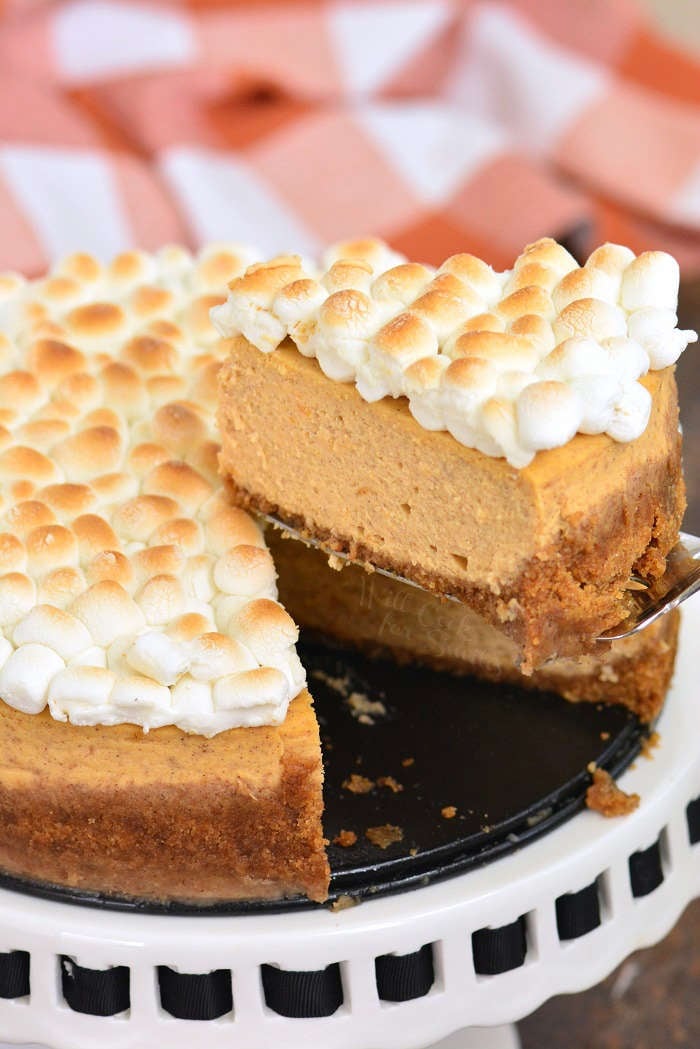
[342,773,375,794]
[586,764,640,816]
[441,805,457,819]
[330,894,359,912]
[365,824,404,848]
[333,829,358,847]
[347,692,387,724]
[641,730,661,759]
[377,775,403,793]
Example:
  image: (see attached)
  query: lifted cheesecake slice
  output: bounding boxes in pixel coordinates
[214,239,693,670]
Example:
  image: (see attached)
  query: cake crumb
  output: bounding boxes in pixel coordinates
[333,829,358,848]
[377,776,403,794]
[401,757,415,768]
[641,731,661,759]
[600,731,610,741]
[327,553,345,572]
[342,773,375,794]
[441,805,457,819]
[586,765,640,817]
[347,691,387,724]
[366,824,404,848]
[409,847,418,856]
[311,668,351,696]
[330,894,359,912]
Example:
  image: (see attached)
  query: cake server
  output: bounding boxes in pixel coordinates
[597,531,700,640]
[261,513,700,642]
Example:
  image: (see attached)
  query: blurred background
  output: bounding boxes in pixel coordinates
[0,0,698,277]
[0,2,697,1047]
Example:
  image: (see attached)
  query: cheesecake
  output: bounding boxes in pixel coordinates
[0,246,329,904]
[214,239,695,669]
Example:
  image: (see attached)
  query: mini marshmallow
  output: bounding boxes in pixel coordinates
[137,574,185,625]
[171,675,214,728]
[359,312,438,400]
[69,645,108,668]
[323,260,374,295]
[110,673,172,719]
[213,666,288,712]
[232,599,298,660]
[602,337,650,382]
[553,298,627,344]
[0,573,36,627]
[627,308,698,369]
[439,254,503,303]
[606,383,652,443]
[569,373,622,435]
[371,264,435,306]
[71,581,146,647]
[538,337,611,381]
[620,252,679,312]
[189,632,257,681]
[13,604,92,660]
[0,643,64,714]
[552,267,619,313]
[516,381,582,452]
[480,397,534,468]
[48,666,116,721]
[125,631,189,685]
[214,544,276,598]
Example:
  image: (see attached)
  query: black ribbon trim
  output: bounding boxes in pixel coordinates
[158,966,233,1020]
[687,796,700,845]
[472,917,527,975]
[0,950,30,999]
[375,943,434,1002]
[261,962,343,1018]
[60,955,130,1016]
[629,839,664,898]
[556,881,601,940]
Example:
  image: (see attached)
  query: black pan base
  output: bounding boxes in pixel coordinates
[0,635,648,914]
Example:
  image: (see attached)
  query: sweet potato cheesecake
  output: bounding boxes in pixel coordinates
[0,237,691,909]
[0,245,328,903]
[213,238,696,669]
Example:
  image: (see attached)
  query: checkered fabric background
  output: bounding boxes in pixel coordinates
[0,0,699,274]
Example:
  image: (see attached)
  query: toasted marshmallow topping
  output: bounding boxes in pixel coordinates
[0,243,306,736]
[212,239,697,468]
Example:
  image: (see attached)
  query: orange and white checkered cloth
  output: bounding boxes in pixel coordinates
[0,0,699,274]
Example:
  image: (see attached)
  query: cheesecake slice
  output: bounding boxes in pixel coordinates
[214,239,695,670]
[0,246,329,904]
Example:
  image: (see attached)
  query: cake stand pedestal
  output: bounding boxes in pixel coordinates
[1,598,698,1049]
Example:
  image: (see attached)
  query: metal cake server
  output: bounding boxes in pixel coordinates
[597,531,700,640]
[261,512,700,642]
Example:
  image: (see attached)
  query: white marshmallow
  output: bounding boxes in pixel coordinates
[628,308,698,369]
[188,633,257,681]
[125,631,189,686]
[620,252,679,312]
[606,383,652,443]
[48,666,116,722]
[516,382,582,452]
[0,643,64,714]
[13,605,92,660]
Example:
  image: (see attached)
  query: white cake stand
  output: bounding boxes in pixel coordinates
[1,597,699,1049]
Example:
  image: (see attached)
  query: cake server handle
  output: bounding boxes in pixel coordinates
[597,532,700,641]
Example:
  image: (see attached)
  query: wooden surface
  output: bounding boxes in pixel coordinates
[520,283,700,1048]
